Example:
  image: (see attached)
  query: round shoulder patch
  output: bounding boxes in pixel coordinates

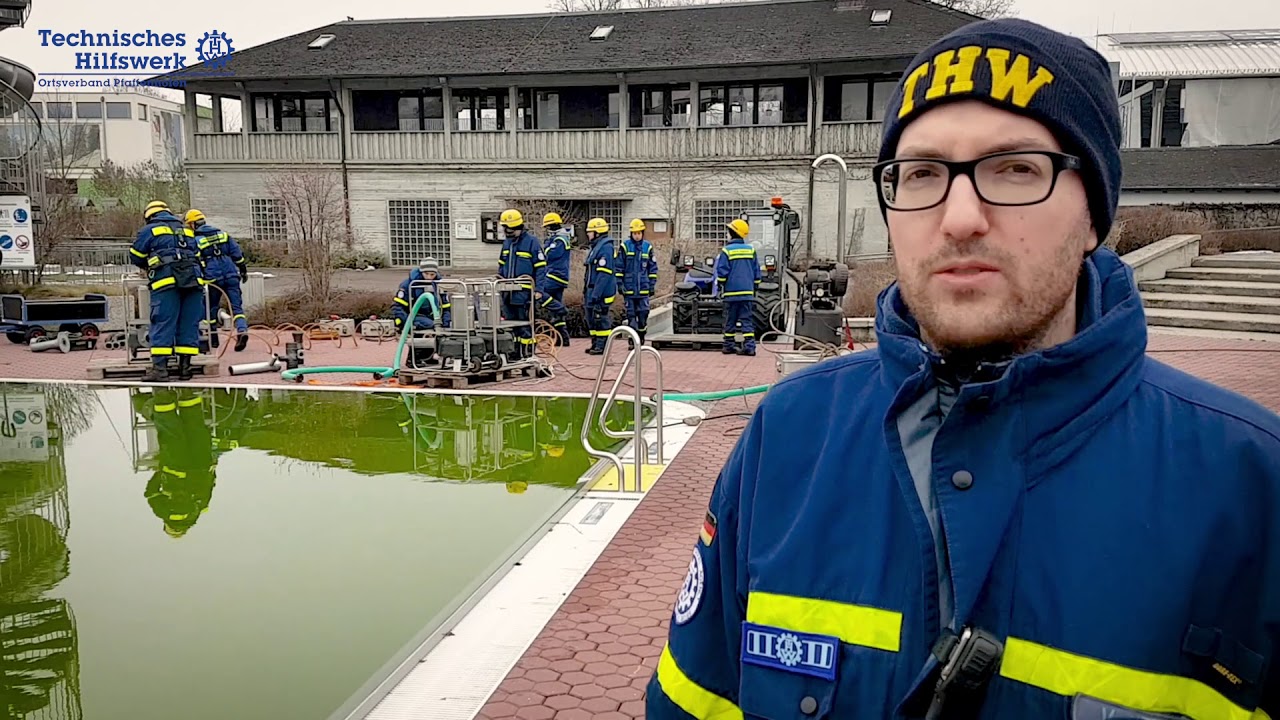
[673,548,705,625]
[598,257,608,266]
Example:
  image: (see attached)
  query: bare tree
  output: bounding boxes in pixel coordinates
[926,0,1016,18]
[265,169,350,306]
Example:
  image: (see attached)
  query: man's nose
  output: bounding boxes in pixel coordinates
[939,175,990,241]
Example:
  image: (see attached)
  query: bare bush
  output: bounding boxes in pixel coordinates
[1104,206,1212,256]
[254,290,389,327]
[265,170,351,306]
[1202,227,1280,255]
[841,259,897,318]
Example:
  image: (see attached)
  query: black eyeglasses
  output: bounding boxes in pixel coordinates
[872,150,1083,212]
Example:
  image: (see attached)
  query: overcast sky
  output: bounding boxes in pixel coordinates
[5,0,1277,82]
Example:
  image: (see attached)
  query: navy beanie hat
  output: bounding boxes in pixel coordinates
[878,18,1123,241]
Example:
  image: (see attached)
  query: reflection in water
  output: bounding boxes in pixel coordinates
[0,384,83,720]
[133,389,217,539]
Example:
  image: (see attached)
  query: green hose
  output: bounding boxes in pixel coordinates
[661,384,772,402]
[279,290,439,382]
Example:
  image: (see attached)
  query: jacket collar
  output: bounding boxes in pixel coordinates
[874,246,1148,448]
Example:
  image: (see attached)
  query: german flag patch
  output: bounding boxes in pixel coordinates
[700,510,717,546]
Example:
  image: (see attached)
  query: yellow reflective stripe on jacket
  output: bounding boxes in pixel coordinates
[394,296,409,307]
[746,591,902,652]
[152,226,174,236]
[656,644,742,720]
[723,290,753,297]
[151,277,176,290]
[547,273,568,284]
[723,248,755,259]
[1001,638,1270,720]
[147,256,160,267]
[130,247,147,258]
[596,266,613,274]
[516,251,533,258]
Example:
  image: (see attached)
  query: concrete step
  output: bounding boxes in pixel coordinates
[1191,253,1280,270]
[1138,278,1280,298]
[1144,307,1280,334]
[1164,267,1280,284]
[1142,292,1280,315]
[1148,325,1280,343]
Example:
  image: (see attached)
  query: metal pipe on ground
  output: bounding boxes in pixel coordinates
[229,355,283,376]
[29,332,70,353]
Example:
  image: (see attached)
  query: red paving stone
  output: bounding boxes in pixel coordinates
[2,324,1279,720]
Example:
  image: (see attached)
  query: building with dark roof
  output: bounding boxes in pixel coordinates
[158,0,984,267]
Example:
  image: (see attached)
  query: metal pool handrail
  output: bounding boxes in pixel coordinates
[581,325,665,493]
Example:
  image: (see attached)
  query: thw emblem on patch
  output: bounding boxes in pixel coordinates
[673,549,704,625]
[700,511,717,546]
[741,622,840,681]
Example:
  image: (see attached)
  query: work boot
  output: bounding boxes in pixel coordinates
[176,356,193,381]
[742,344,756,357]
[234,333,249,352]
[722,345,737,355]
[141,363,169,383]
[638,332,646,345]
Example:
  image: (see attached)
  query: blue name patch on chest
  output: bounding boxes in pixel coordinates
[740,622,840,681]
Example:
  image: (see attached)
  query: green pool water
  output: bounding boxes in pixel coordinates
[0,382,637,720]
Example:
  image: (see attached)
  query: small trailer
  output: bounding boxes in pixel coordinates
[1,293,109,345]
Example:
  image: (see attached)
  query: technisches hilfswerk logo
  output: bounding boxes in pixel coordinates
[36,28,234,89]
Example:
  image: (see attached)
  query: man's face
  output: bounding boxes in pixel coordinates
[886,100,1098,355]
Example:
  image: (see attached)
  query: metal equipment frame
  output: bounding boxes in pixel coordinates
[582,325,665,493]
[396,275,539,376]
[120,274,213,365]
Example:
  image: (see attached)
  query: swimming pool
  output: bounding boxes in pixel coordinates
[0,381,642,720]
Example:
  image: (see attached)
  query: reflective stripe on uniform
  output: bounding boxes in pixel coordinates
[596,266,613,274]
[151,347,173,356]
[547,273,569,284]
[723,247,755,259]
[1000,638,1272,720]
[394,296,410,307]
[746,591,902,652]
[152,226,174,236]
[130,247,147,258]
[723,290,753,297]
[175,346,199,355]
[655,643,742,720]
[151,277,175,290]
[177,397,203,407]
[153,403,176,412]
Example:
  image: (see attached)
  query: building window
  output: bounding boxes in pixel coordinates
[695,199,768,241]
[30,101,42,118]
[823,76,897,122]
[74,102,102,119]
[105,102,132,119]
[388,199,452,266]
[252,93,338,132]
[586,200,623,237]
[47,102,72,119]
[628,84,691,128]
[352,90,446,131]
[251,197,288,244]
[699,79,807,126]
[452,89,509,132]
[139,103,148,120]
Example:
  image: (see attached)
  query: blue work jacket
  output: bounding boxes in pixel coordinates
[583,236,618,308]
[647,246,1280,720]
[193,223,247,282]
[498,230,547,306]
[392,269,451,327]
[713,238,761,302]
[617,237,659,296]
[129,210,204,291]
[542,230,573,290]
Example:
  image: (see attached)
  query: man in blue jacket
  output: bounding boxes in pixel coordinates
[616,218,659,346]
[648,18,1280,720]
[130,200,205,382]
[582,217,617,355]
[497,209,547,359]
[714,218,761,356]
[391,258,450,331]
[539,212,573,347]
[186,209,250,353]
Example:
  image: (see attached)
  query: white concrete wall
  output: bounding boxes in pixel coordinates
[189,161,891,267]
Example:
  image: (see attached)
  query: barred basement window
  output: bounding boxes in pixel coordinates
[694,199,768,241]
[250,198,288,245]
[389,199,452,267]
[586,200,622,237]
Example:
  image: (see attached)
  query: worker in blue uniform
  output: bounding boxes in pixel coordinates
[391,257,451,331]
[539,212,572,347]
[130,200,205,383]
[582,217,618,355]
[713,217,761,356]
[496,209,548,359]
[648,18,1280,720]
[186,209,249,353]
[616,218,659,346]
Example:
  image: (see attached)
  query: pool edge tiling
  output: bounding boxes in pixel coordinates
[357,400,706,720]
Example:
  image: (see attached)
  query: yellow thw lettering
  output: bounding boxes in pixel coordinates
[925,46,982,101]
[897,62,931,118]
[985,47,1055,108]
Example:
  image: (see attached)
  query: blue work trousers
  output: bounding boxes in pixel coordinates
[624,296,650,338]
[723,300,755,352]
[503,300,533,357]
[585,303,612,351]
[539,287,570,346]
[150,286,204,367]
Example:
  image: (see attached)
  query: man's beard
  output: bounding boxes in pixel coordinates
[896,220,1091,372]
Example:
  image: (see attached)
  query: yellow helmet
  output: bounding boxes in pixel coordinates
[506,481,528,495]
[586,217,609,234]
[629,218,646,233]
[546,445,565,458]
[144,200,169,220]
[542,212,563,227]
[499,209,524,228]
[726,218,750,239]
[185,209,205,225]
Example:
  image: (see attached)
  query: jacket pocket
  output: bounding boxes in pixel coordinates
[737,622,840,719]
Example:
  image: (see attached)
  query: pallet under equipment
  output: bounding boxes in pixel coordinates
[392,276,542,387]
[87,354,222,380]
